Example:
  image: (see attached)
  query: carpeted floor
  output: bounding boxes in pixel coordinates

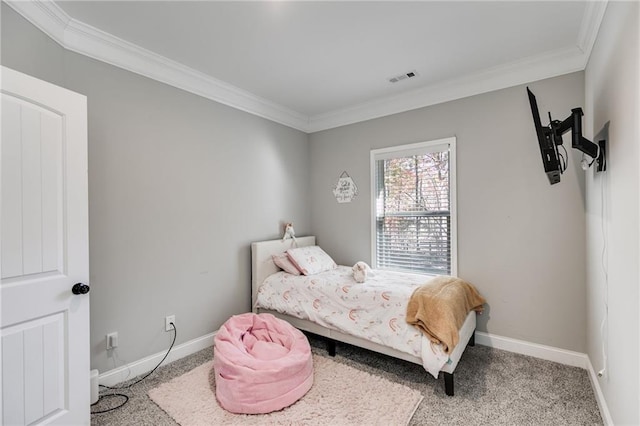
[91,334,603,425]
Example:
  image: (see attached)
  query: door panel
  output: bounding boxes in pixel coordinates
[1,66,89,425]
[1,97,64,279]
[1,98,23,279]
[1,313,65,424]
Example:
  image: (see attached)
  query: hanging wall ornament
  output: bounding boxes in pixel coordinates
[332,171,358,203]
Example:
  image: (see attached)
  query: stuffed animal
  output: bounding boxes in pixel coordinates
[282,223,296,242]
[352,261,371,283]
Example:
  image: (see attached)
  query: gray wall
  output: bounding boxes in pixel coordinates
[309,73,588,352]
[585,2,639,424]
[1,4,311,373]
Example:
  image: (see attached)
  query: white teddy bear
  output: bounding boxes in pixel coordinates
[352,261,372,283]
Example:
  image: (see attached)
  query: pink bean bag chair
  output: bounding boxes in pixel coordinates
[213,313,313,414]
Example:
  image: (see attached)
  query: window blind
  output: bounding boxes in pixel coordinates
[373,141,453,275]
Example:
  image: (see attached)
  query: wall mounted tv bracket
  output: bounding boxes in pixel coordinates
[527,87,606,185]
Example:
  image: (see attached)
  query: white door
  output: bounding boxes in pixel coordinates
[1,66,90,425]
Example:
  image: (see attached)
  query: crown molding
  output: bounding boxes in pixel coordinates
[577,0,609,66]
[4,0,310,132]
[6,0,607,134]
[307,46,586,132]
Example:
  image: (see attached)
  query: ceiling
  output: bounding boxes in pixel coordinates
[8,1,607,132]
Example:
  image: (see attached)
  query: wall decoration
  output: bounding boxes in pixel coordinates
[333,171,358,203]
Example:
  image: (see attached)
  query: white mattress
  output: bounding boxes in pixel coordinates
[255,266,450,377]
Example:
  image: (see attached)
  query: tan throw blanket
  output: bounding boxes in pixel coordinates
[406,276,486,354]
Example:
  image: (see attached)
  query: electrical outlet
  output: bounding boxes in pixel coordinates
[106,332,118,350]
[165,315,175,332]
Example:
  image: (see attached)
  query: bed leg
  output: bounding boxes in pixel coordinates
[327,339,336,357]
[469,330,475,347]
[443,372,454,396]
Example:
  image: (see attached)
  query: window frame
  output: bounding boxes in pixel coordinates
[370,137,457,276]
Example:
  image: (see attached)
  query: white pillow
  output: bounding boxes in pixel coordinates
[286,246,337,276]
[271,253,301,275]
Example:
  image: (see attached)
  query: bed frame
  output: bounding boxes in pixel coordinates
[251,236,476,396]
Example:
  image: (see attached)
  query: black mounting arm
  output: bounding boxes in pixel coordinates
[550,108,599,159]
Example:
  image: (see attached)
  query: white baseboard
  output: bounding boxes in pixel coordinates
[475,331,588,368]
[98,331,216,387]
[476,331,612,424]
[585,357,614,425]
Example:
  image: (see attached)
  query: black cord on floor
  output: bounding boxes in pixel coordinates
[90,393,129,414]
[91,322,177,415]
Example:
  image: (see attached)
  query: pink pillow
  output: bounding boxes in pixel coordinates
[272,253,301,275]
[286,246,337,276]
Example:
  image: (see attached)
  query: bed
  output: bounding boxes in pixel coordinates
[251,236,478,396]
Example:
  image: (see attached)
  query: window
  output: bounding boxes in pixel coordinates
[371,137,456,275]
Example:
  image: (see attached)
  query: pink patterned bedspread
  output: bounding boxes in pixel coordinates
[255,266,449,377]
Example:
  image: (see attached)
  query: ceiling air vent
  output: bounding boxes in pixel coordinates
[388,70,419,83]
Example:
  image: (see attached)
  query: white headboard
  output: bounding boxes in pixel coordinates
[251,236,316,310]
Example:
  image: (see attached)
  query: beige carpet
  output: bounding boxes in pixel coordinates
[149,354,423,425]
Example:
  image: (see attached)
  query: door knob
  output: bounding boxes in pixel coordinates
[72,283,90,295]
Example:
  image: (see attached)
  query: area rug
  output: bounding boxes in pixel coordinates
[149,354,423,425]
